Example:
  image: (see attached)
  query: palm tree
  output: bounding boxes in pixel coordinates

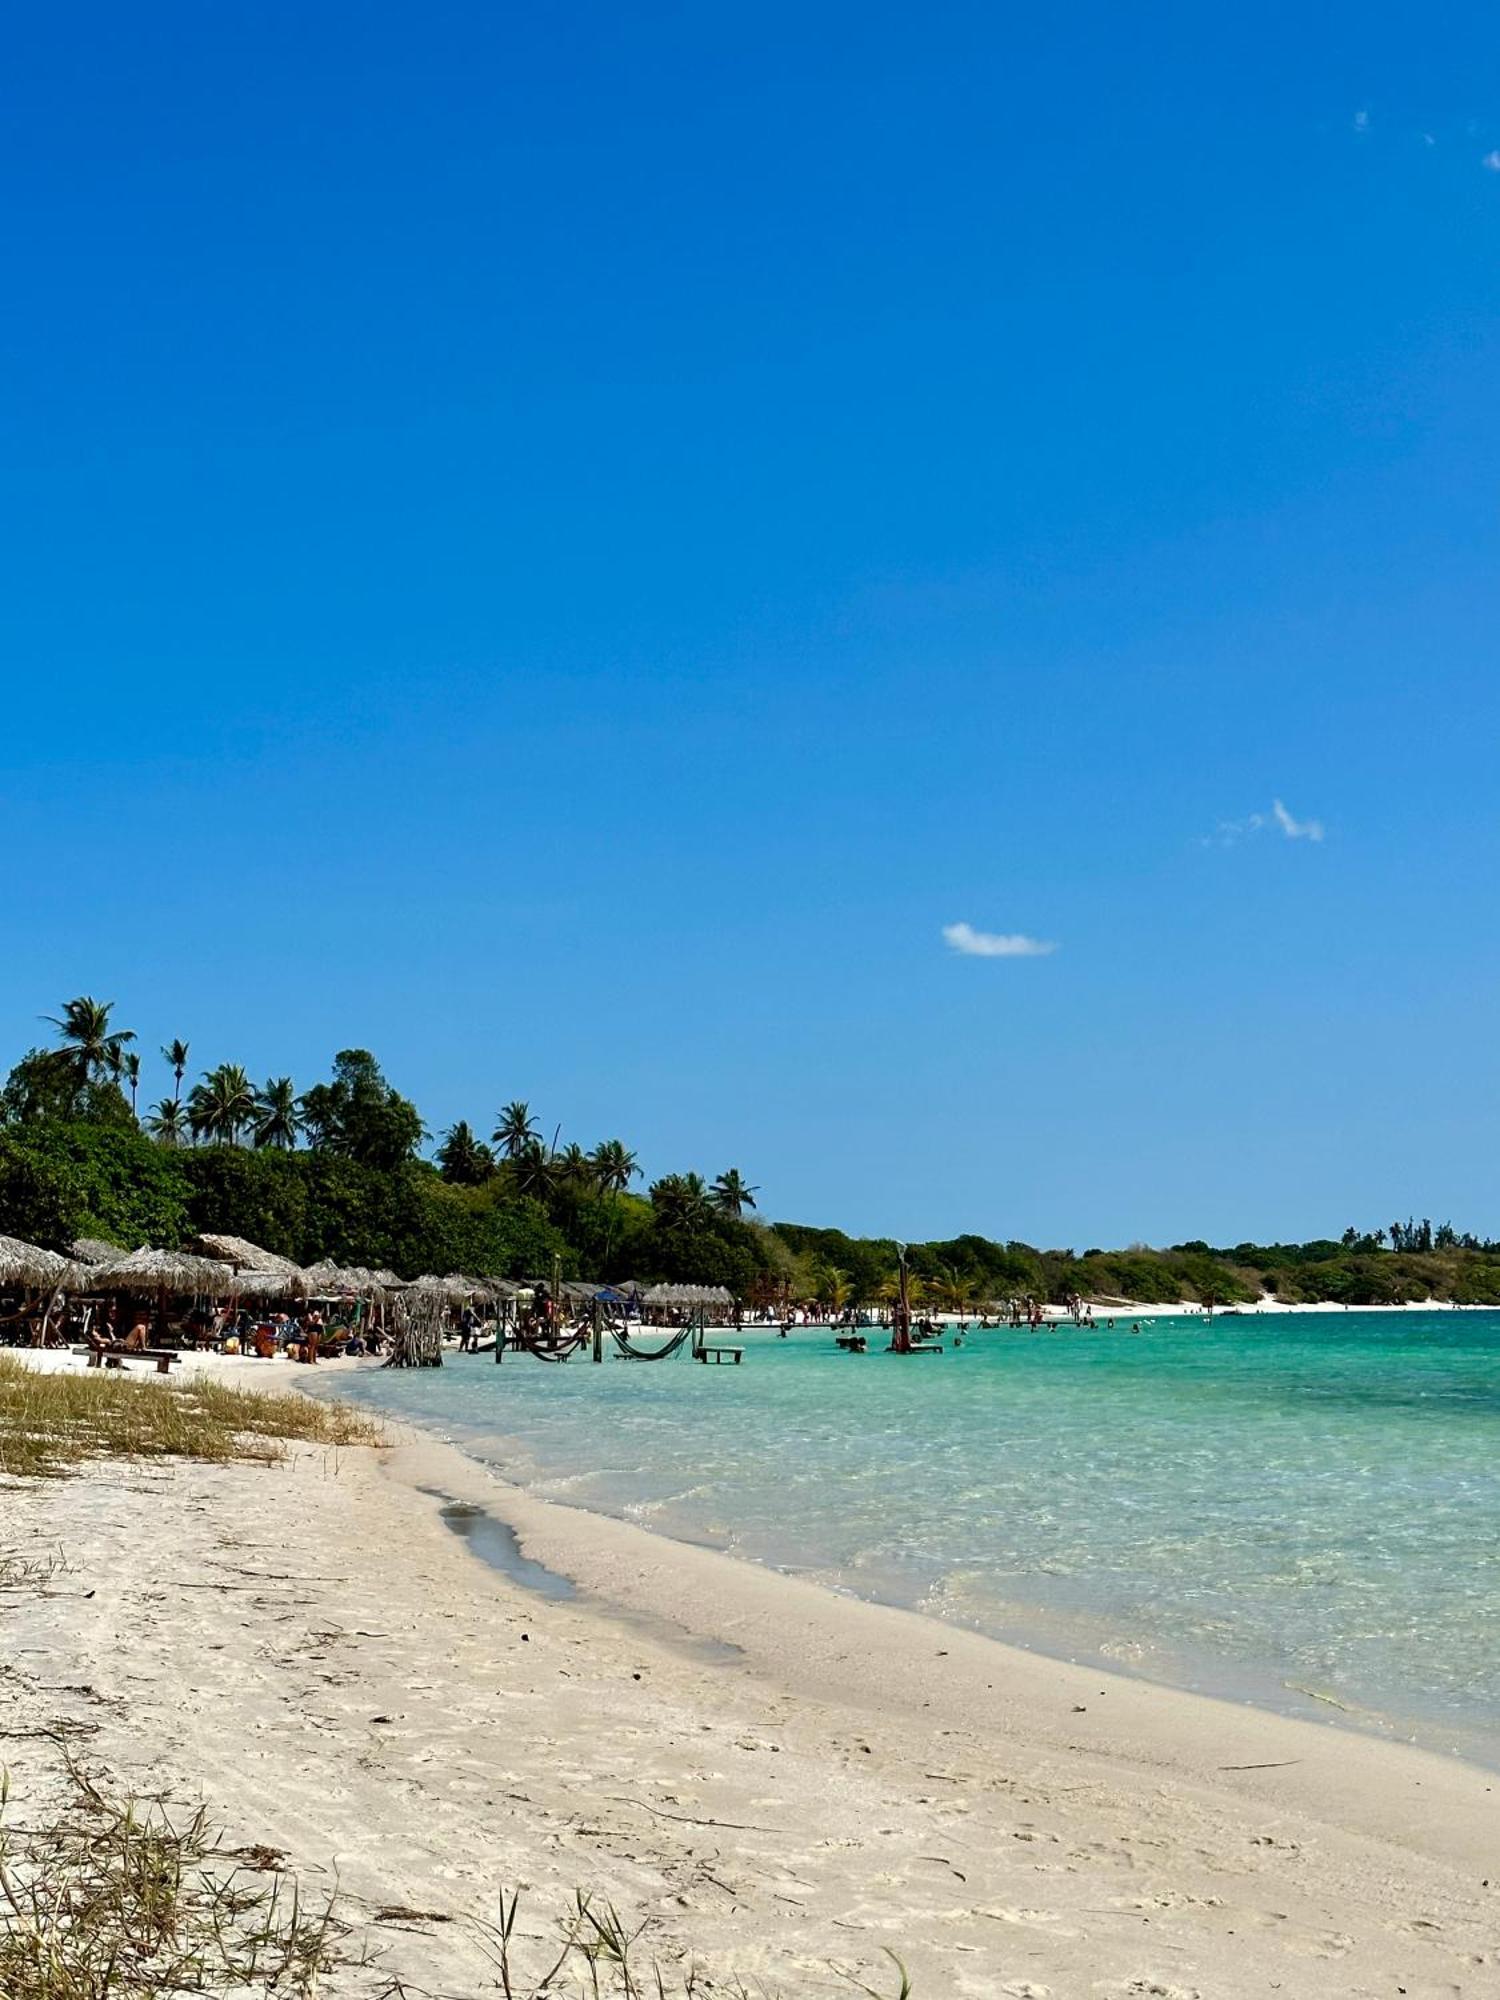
[436,1120,495,1185]
[187,1063,258,1145]
[146,1097,189,1145]
[493,1100,540,1157]
[253,1076,302,1150]
[161,1039,190,1105]
[508,1136,559,1202]
[588,1139,639,1195]
[120,1051,141,1117]
[44,996,135,1082]
[556,1142,593,1188]
[818,1265,853,1312]
[710,1168,759,1218]
[650,1171,712,1232]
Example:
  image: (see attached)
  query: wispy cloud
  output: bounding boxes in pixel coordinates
[1483,149,1500,171]
[1206,799,1326,848]
[1270,797,1324,841]
[1353,107,1370,133]
[942,922,1057,959]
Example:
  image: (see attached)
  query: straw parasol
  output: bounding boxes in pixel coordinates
[225,1267,300,1300]
[0,1234,77,1289]
[404,1273,496,1306]
[71,1237,125,1266]
[83,1247,236,1294]
[190,1233,302,1277]
[643,1282,735,1306]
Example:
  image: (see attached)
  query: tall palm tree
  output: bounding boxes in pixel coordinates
[161,1039,190,1105]
[146,1097,188,1145]
[44,996,135,1082]
[436,1120,495,1185]
[556,1142,593,1187]
[710,1168,759,1218]
[187,1063,258,1145]
[493,1100,540,1157]
[588,1139,639,1195]
[120,1051,141,1117]
[253,1076,302,1150]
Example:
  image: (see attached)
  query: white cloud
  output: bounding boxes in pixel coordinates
[1353,108,1370,133]
[1270,797,1325,841]
[1206,799,1326,847]
[1483,150,1500,171]
[942,922,1057,959]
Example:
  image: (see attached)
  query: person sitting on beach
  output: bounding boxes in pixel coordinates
[124,1315,150,1353]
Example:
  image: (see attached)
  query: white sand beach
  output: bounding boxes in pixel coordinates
[3,1348,1497,1996]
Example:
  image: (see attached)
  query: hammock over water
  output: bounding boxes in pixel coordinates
[611,1325,695,1362]
[515,1331,590,1362]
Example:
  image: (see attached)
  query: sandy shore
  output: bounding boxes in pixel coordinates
[4,1352,1498,1997]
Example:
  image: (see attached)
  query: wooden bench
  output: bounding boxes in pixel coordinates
[87,1346,182,1375]
[695,1344,743,1365]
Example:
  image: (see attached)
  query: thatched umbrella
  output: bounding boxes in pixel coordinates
[644,1282,734,1306]
[0,1235,77,1289]
[226,1267,300,1300]
[405,1273,493,1306]
[190,1233,302,1277]
[300,1259,361,1294]
[71,1237,125,1266]
[84,1247,235,1295]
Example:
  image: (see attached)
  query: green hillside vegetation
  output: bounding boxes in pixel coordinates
[4,997,1500,1308]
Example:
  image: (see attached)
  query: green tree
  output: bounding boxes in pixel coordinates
[710,1168,759,1217]
[492,1100,540,1157]
[299,1051,424,1170]
[2,1048,132,1128]
[253,1076,302,1151]
[43,996,135,1083]
[121,1051,141,1118]
[436,1120,495,1186]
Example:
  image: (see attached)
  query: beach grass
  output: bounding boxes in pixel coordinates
[0,1355,383,1481]
[0,1756,349,2000]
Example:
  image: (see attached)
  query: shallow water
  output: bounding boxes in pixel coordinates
[333,1312,1500,1757]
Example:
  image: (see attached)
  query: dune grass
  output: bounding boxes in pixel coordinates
[0,1354,382,1481]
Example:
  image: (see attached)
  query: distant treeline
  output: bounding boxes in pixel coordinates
[3,998,1499,1307]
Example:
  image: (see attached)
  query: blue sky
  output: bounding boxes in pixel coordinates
[3,3,1499,1245]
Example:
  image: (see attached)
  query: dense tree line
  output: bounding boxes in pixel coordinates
[4,995,1500,1305]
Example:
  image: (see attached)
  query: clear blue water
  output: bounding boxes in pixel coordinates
[329,1312,1500,1758]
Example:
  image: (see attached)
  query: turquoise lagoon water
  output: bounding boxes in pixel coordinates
[332,1312,1500,1756]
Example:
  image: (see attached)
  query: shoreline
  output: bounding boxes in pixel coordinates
[5,1347,1498,1996]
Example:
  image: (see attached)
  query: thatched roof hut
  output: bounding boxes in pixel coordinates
[83,1247,235,1295]
[191,1233,302,1277]
[0,1235,77,1289]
